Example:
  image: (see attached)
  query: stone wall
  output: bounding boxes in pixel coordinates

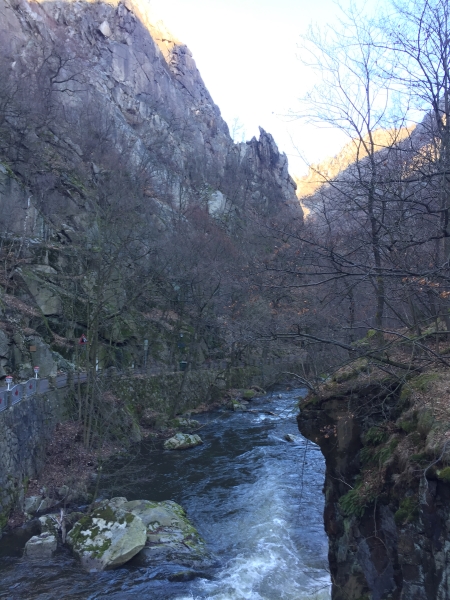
[111,365,261,418]
[114,361,304,417]
[0,362,280,532]
[0,388,67,531]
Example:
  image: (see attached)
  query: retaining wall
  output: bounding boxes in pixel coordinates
[0,387,68,531]
[0,360,303,532]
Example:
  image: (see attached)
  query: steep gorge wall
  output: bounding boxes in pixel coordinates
[298,377,450,600]
[0,0,299,235]
[0,0,302,375]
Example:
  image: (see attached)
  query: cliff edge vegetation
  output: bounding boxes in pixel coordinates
[298,340,450,599]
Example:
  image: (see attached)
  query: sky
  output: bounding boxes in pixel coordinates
[149,0,381,177]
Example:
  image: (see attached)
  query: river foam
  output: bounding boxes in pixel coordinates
[172,391,331,600]
[0,390,330,600]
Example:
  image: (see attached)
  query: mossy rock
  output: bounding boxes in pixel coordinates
[394,497,419,525]
[242,389,257,399]
[363,426,389,446]
[126,499,216,570]
[409,373,440,392]
[164,433,203,450]
[169,417,200,430]
[38,514,61,537]
[417,409,434,438]
[399,385,411,400]
[360,441,397,467]
[399,418,417,434]
[66,499,146,571]
[410,452,429,463]
[437,467,450,483]
[300,394,320,408]
[332,360,368,383]
[339,488,367,518]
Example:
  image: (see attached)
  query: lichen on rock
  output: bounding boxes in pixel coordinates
[66,500,146,571]
[67,497,215,573]
[125,499,216,570]
[163,433,203,450]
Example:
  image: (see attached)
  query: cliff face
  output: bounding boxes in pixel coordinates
[298,375,450,600]
[0,0,299,233]
[0,0,301,375]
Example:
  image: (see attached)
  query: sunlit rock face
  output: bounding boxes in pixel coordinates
[237,127,299,211]
[0,0,301,225]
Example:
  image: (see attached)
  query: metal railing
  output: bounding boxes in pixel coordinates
[0,356,301,413]
[0,372,88,413]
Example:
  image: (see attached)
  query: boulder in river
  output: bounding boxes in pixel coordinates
[39,514,60,537]
[169,417,201,430]
[164,433,203,450]
[25,533,57,559]
[120,499,216,570]
[66,500,147,571]
[228,399,247,411]
[67,497,215,572]
[24,495,43,515]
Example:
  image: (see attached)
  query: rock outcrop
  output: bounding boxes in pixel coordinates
[298,374,450,600]
[0,0,300,236]
[67,499,147,571]
[0,0,302,374]
[163,432,203,450]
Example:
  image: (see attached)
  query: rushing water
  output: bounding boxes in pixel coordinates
[0,389,330,600]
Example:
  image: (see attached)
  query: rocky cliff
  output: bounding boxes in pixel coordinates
[0,0,299,236]
[298,371,450,600]
[0,0,302,372]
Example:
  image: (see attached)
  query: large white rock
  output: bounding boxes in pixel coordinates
[67,501,146,571]
[25,533,57,559]
[163,433,203,450]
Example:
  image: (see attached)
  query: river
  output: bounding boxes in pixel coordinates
[0,388,330,600]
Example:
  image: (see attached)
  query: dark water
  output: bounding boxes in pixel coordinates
[0,389,330,599]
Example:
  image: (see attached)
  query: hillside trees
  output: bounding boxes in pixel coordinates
[300,7,408,340]
[384,0,450,327]
[275,0,450,375]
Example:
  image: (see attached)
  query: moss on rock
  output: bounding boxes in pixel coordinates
[394,497,419,525]
[67,500,146,571]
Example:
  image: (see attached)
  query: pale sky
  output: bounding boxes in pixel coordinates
[149,0,385,177]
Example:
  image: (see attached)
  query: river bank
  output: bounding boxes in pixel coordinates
[6,385,266,532]
[0,388,330,600]
[1,356,305,536]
